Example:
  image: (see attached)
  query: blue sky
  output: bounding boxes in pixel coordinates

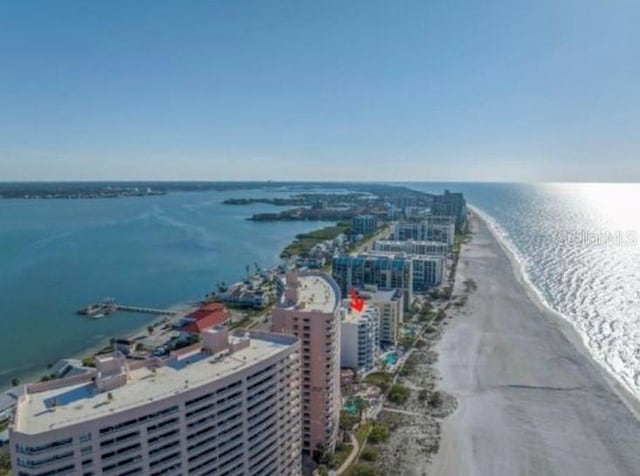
[1,0,638,182]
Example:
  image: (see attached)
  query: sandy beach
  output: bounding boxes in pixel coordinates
[430,213,640,476]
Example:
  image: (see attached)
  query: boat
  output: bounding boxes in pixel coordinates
[77,304,104,316]
[77,299,117,317]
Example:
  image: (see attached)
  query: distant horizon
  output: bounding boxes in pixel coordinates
[1,179,639,185]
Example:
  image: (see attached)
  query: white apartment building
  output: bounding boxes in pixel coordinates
[394,217,455,246]
[10,328,301,476]
[339,303,380,374]
[362,251,444,294]
[360,287,404,347]
[373,239,450,257]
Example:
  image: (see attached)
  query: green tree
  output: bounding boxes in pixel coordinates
[388,384,410,405]
[347,462,379,476]
[314,444,335,467]
[82,356,96,368]
[368,423,389,444]
[429,391,444,407]
[340,411,360,432]
[316,464,329,476]
[0,453,11,474]
[360,447,380,462]
[353,395,368,420]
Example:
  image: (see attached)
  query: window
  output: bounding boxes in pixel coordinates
[15,438,73,455]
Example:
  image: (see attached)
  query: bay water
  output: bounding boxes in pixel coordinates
[0,189,326,387]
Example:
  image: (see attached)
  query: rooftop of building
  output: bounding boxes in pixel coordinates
[360,250,445,261]
[14,331,297,435]
[298,275,337,313]
[361,287,401,303]
[279,272,339,314]
[183,308,231,334]
[340,302,378,324]
[187,302,227,320]
[375,239,450,246]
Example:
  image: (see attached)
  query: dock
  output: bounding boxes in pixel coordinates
[77,299,179,318]
[114,304,179,316]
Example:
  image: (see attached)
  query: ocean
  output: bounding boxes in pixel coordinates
[0,189,328,387]
[410,182,640,401]
[3,183,640,403]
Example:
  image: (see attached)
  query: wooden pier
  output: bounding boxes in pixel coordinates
[114,304,179,316]
[77,299,179,317]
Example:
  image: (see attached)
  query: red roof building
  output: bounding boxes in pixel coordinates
[183,303,230,334]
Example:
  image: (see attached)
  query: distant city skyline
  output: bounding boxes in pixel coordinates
[1,1,638,182]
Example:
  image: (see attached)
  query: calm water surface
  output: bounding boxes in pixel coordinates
[0,190,326,386]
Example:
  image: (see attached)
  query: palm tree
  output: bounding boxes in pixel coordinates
[353,395,369,421]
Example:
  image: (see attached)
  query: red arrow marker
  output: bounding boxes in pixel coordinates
[349,288,364,312]
[352,296,364,312]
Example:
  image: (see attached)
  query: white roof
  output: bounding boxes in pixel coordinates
[295,275,338,313]
[15,336,294,435]
[340,303,378,324]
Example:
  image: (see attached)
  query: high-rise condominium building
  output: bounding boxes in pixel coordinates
[360,287,404,346]
[351,215,377,235]
[339,303,380,374]
[373,239,450,257]
[332,255,412,305]
[10,328,301,476]
[394,216,455,246]
[271,271,341,457]
[431,190,467,231]
[332,253,443,307]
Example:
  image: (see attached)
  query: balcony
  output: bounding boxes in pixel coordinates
[15,438,73,456]
[103,456,144,476]
[17,451,74,469]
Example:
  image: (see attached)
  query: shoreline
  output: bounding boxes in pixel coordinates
[70,302,200,362]
[2,302,200,392]
[429,211,640,475]
[470,206,640,419]
[4,216,340,391]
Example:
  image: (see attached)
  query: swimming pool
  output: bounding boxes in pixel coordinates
[384,352,398,365]
[404,324,417,337]
[343,398,357,414]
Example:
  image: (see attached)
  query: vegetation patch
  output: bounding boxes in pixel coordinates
[0,453,10,476]
[346,462,380,476]
[340,411,360,432]
[360,447,380,462]
[364,372,393,392]
[388,384,410,405]
[280,222,351,258]
[331,442,354,469]
[400,354,417,376]
[355,421,372,447]
[368,422,389,444]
